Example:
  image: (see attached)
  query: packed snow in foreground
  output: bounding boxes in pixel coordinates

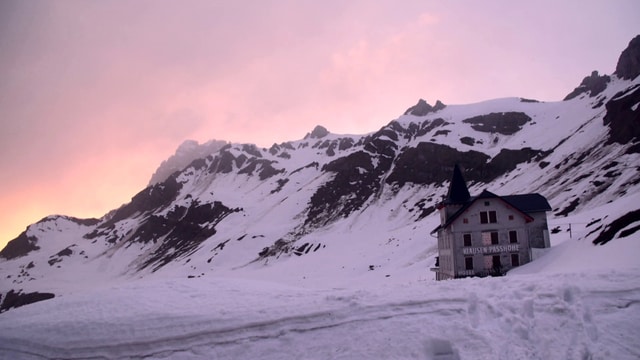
[1,230,639,360]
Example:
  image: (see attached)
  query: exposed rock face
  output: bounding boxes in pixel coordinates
[615,35,640,80]
[385,144,543,187]
[563,71,611,100]
[563,35,639,102]
[0,290,55,313]
[404,99,446,116]
[306,151,377,228]
[208,148,242,175]
[462,112,531,135]
[85,176,183,242]
[304,125,402,228]
[149,139,228,186]
[460,137,475,146]
[484,148,545,179]
[0,232,40,260]
[603,83,640,150]
[593,209,640,245]
[305,125,330,139]
[137,201,240,271]
[238,158,284,180]
[386,143,490,187]
[87,174,241,271]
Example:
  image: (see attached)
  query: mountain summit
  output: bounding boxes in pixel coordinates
[404,99,446,116]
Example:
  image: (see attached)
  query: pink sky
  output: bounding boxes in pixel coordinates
[1,1,639,249]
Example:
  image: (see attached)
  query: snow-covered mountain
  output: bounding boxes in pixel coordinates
[0,36,639,360]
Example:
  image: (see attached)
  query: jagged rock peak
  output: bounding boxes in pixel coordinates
[305,125,330,139]
[563,70,611,101]
[404,99,446,116]
[615,34,640,80]
[148,139,228,185]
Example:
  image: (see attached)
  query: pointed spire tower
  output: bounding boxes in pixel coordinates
[446,164,470,204]
[438,164,471,223]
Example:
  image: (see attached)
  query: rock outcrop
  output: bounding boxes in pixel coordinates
[149,139,228,185]
[603,83,640,151]
[615,35,640,80]
[404,99,446,116]
[564,71,611,100]
[305,125,330,139]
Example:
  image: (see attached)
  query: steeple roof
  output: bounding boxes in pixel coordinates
[446,164,470,204]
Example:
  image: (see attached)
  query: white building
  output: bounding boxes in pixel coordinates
[431,165,551,280]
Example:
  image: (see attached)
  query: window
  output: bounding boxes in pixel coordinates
[508,215,514,220]
[480,211,497,224]
[463,218,469,224]
[482,231,499,245]
[463,233,472,247]
[482,232,491,245]
[484,201,490,206]
[511,254,520,267]
[465,257,474,270]
[509,231,518,243]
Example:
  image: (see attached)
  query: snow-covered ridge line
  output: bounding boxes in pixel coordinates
[2,74,638,287]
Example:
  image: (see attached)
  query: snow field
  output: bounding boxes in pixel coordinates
[1,267,639,359]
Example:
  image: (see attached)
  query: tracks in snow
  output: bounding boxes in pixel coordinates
[1,276,640,359]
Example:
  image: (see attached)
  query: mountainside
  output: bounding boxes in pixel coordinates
[1,36,640,313]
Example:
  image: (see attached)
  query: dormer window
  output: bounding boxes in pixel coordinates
[480,211,497,224]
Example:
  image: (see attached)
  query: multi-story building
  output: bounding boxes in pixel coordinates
[431,164,551,280]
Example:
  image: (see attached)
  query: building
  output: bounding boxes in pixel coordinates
[431,164,551,280]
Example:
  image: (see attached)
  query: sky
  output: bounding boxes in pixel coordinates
[1,0,639,249]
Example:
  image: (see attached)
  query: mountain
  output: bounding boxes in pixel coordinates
[1,35,639,315]
[1,36,639,360]
[147,139,229,186]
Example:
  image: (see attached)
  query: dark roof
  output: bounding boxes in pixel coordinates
[445,164,470,204]
[431,190,550,234]
[502,194,552,213]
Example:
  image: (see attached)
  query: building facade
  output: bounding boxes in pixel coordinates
[431,165,551,280]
